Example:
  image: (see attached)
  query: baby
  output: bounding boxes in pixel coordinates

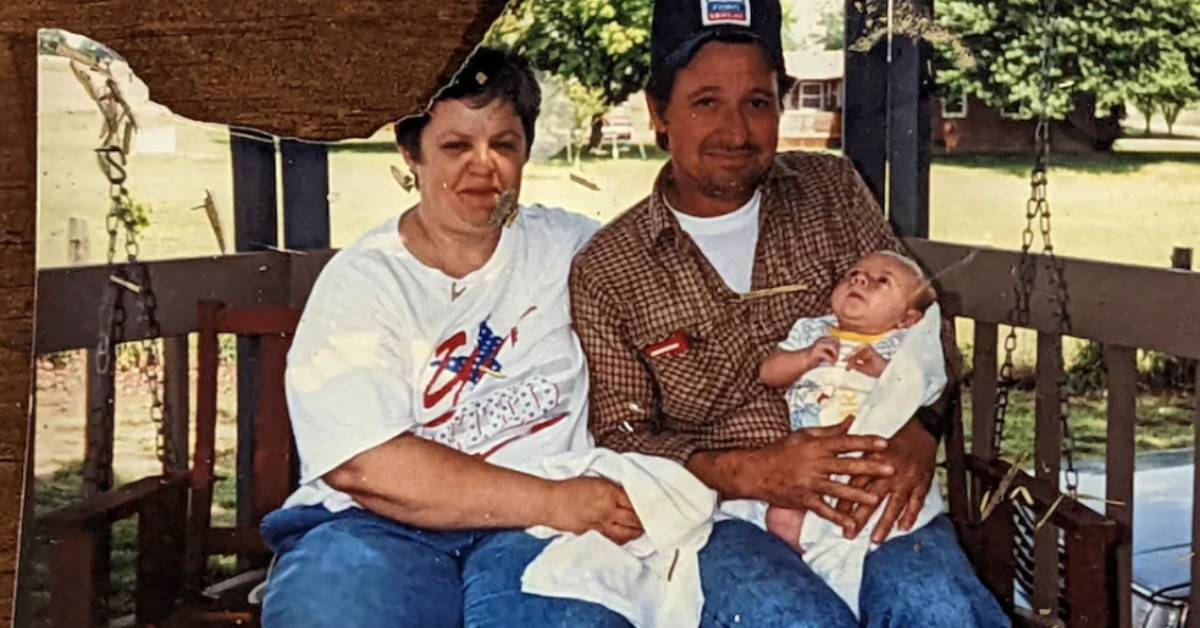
[759,250,938,555]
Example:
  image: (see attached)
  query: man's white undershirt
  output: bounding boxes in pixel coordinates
[667,190,762,294]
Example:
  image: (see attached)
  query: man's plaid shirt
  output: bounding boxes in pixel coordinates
[569,152,956,464]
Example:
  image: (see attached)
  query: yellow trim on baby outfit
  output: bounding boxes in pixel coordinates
[828,327,894,345]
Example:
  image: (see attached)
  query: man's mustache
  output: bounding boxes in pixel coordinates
[701,142,762,155]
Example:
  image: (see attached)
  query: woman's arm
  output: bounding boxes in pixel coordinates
[325,434,643,542]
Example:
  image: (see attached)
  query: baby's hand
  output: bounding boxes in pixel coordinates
[760,337,841,388]
[847,345,888,378]
[805,336,840,368]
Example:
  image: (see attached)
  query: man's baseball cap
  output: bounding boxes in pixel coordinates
[651,0,785,71]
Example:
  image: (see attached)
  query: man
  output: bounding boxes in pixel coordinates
[570,0,1008,625]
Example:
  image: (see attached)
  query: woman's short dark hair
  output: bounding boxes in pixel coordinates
[395,47,541,161]
[645,34,797,150]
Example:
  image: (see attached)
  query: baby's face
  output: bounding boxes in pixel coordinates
[830,253,923,334]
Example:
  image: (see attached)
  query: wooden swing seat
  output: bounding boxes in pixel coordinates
[37,301,301,628]
[32,237,1200,628]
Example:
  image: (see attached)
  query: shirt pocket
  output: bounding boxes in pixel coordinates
[760,260,839,339]
[638,312,743,425]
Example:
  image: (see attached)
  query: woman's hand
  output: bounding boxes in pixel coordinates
[547,477,644,545]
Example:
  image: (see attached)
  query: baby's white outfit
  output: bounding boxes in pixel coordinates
[777,304,949,616]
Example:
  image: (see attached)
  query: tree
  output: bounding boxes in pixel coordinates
[934,0,1200,147]
[780,2,803,51]
[1131,99,1157,136]
[1130,49,1199,136]
[489,0,802,149]
[811,5,845,51]
[488,0,652,147]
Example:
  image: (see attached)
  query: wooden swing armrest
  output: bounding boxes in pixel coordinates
[966,455,1120,538]
[37,472,189,627]
[38,471,189,536]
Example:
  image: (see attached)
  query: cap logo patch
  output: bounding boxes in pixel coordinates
[701,0,751,26]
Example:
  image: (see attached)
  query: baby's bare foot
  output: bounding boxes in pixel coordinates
[765,506,807,553]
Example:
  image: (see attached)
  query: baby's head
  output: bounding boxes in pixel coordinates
[830,251,937,335]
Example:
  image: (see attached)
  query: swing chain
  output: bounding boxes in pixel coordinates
[85,66,174,471]
[990,0,1078,496]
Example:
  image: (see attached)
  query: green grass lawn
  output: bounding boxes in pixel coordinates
[37,115,1200,274]
[962,388,1196,463]
[930,152,1200,269]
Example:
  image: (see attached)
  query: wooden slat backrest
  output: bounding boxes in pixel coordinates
[1064,526,1116,626]
[943,385,971,528]
[960,340,1128,627]
[253,331,296,524]
[1192,368,1200,628]
[970,323,999,469]
[904,239,1200,360]
[186,300,302,591]
[906,240,1186,628]
[185,302,222,590]
[1032,332,1063,616]
[1103,345,1136,628]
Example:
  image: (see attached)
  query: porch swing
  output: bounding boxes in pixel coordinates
[937,2,1130,626]
[27,1,1194,627]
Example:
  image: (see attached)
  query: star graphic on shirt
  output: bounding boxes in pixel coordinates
[432,319,505,384]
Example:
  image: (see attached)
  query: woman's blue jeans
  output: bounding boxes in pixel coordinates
[260,506,1008,627]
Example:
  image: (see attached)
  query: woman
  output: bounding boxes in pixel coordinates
[260,48,640,627]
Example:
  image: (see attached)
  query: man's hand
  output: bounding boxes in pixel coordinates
[846,345,888,378]
[548,477,644,545]
[744,418,894,534]
[835,417,937,542]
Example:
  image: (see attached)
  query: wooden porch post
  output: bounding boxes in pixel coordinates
[842,0,933,237]
[886,0,933,238]
[230,128,279,542]
[842,0,888,207]
[280,138,329,493]
[280,140,331,251]
[0,30,39,627]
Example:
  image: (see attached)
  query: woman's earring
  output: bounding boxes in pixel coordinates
[390,165,418,192]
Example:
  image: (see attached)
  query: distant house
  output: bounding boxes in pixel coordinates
[934,92,1120,154]
[599,50,846,156]
[602,51,1116,158]
[780,50,843,149]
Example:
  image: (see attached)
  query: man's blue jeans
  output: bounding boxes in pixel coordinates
[261,506,1008,627]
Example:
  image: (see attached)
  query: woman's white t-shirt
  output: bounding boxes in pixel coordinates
[283,205,600,512]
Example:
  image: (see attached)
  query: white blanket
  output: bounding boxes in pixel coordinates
[522,449,718,628]
[797,303,949,616]
[718,304,949,616]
